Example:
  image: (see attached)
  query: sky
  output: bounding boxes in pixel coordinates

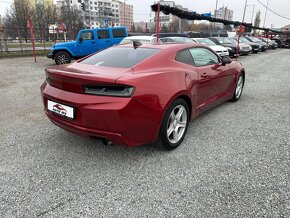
[1,0,289,28]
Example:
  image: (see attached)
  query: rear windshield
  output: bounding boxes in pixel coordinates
[81,47,160,68]
[249,37,261,42]
[196,38,216,46]
[218,37,233,44]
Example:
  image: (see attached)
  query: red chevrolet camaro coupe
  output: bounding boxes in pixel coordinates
[41,42,245,150]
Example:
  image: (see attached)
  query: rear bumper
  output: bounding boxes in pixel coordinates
[41,82,163,146]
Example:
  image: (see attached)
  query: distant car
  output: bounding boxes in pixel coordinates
[272,38,282,47]
[244,36,269,51]
[233,37,261,53]
[271,40,279,48]
[208,37,240,57]
[191,38,229,57]
[227,38,252,55]
[258,37,278,49]
[159,37,194,43]
[41,43,245,150]
[120,36,158,44]
[284,38,290,48]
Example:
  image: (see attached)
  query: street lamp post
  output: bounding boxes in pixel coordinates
[236,0,248,61]
[214,0,218,28]
[246,4,255,24]
[263,0,270,28]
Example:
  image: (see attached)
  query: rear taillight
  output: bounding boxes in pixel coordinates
[83,85,135,97]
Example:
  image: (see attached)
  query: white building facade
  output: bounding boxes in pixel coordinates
[56,0,133,30]
[214,6,234,29]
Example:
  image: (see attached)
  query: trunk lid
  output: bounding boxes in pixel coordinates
[46,62,132,94]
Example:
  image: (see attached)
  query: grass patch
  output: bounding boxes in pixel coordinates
[0,50,49,58]
[7,42,54,49]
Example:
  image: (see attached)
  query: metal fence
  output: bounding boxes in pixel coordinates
[0,27,78,53]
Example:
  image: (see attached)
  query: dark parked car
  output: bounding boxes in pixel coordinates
[208,37,239,57]
[233,37,261,53]
[284,38,290,48]
[209,37,252,56]
[258,37,278,49]
[228,38,252,55]
[244,36,269,51]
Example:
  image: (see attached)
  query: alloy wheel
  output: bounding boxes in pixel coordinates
[57,54,69,64]
[166,105,187,144]
[235,76,244,99]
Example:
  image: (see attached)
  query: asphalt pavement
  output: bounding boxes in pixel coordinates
[0,49,289,217]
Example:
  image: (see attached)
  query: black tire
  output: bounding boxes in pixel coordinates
[231,74,244,102]
[156,98,189,150]
[54,51,71,65]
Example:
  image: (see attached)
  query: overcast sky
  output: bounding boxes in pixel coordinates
[1,0,289,28]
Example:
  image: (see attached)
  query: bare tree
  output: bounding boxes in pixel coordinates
[34,1,58,40]
[254,10,261,35]
[189,22,213,32]
[169,17,188,32]
[4,0,35,42]
[59,0,84,39]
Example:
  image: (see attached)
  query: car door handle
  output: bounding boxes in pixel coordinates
[201,72,209,78]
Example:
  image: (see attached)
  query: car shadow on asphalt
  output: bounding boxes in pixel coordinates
[47,96,247,161]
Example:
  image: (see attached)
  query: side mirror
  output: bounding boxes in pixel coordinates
[221,56,232,65]
[79,38,83,43]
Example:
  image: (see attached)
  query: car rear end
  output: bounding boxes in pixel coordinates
[41,46,164,146]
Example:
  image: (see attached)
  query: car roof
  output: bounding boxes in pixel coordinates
[117,42,203,50]
[191,38,208,40]
[163,36,189,39]
[123,35,155,40]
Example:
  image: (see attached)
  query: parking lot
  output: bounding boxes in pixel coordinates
[1,49,290,217]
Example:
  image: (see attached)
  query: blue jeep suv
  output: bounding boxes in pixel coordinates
[47,27,128,64]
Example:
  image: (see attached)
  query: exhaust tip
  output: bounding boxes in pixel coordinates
[102,138,112,146]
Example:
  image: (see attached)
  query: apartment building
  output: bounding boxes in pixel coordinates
[153,0,189,31]
[214,6,234,29]
[56,0,133,30]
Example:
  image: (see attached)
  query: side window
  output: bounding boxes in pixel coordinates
[112,29,126,38]
[97,30,110,39]
[176,49,194,66]
[80,31,94,40]
[189,48,219,67]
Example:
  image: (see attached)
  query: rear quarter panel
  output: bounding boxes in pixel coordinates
[117,50,199,122]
